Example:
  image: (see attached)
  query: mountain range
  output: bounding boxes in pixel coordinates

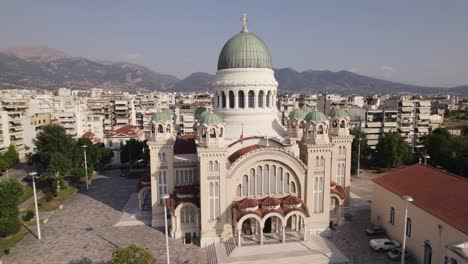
[0,46,466,95]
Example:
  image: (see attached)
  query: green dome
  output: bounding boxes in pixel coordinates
[151,112,171,122]
[304,110,327,123]
[329,108,349,118]
[162,108,173,116]
[288,106,314,119]
[195,107,207,118]
[217,31,272,70]
[199,112,223,125]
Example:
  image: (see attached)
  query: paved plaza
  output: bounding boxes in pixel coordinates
[3,170,206,264]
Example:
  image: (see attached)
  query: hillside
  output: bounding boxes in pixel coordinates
[0,46,466,95]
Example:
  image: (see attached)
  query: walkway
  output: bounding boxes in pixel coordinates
[213,236,349,264]
[3,170,206,264]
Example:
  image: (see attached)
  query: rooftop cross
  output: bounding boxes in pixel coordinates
[241,13,248,32]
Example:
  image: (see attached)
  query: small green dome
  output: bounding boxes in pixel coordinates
[304,110,327,123]
[217,31,272,70]
[288,106,312,119]
[329,108,349,118]
[199,112,223,125]
[151,112,171,122]
[195,107,207,118]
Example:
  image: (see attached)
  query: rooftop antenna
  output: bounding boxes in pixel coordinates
[241,13,248,32]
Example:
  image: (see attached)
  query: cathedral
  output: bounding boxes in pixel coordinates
[144,15,353,247]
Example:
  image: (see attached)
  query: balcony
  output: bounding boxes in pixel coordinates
[366,122,383,128]
[115,118,128,125]
[367,134,380,140]
[363,128,381,134]
[383,122,398,127]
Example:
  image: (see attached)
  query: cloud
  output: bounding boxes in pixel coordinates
[380,65,396,79]
[124,53,143,60]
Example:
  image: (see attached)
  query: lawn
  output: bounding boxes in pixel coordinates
[18,186,34,204]
[28,186,77,212]
[0,232,28,257]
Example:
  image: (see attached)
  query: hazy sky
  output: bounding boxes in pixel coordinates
[1,0,467,87]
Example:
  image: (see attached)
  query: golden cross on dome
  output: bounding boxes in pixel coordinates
[241,13,248,32]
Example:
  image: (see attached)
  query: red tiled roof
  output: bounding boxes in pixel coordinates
[238,198,259,208]
[228,145,265,163]
[282,195,303,205]
[232,195,310,221]
[106,125,142,138]
[261,196,281,207]
[373,164,468,235]
[174,134,197,154]
[330,181,347,200]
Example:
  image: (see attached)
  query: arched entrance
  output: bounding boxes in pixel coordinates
[424,241,432,264]
[237,214,263,246]
[262,213,285,243]
[285,211,307,241]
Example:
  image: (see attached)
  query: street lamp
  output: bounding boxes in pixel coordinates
[357,137,362,178]
[161,194,170,264]
[29,172,41,240]
[82,145,89,191]
[423,155,430,166]
[400,195,413,264]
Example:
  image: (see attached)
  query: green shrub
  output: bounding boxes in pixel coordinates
[22,210,34,221]
[44,192,54,202]
[107,244,156,264]
[0,217,21,237]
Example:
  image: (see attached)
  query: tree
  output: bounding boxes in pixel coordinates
[77,136,98,165]
[107,244,156,264]
[48,152,72,176]
[3,144,19,168]
[96,145,114,165]
[425,128,468,177]
[34,124,76,169]
[0,180,23,236]
[375,132,413,168]
[120,139,145,165]
[350,128,369,175]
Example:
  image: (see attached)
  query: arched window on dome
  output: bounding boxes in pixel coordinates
[299,120,305,129]
[266,91,271,107]
[166,124,171,133]
[340,120,346,128]
[278,167,284,194]
[238,90,245,108]
[236,184,241,196]
[258,90,264,108]
[284,173,290,193]
[248,90,255,108]
[318,125,324,135]
[158,124,164,133]
[219,127,224,138]
[222,91,227,108]
[229,90,235,109]
[270,165,276,194]
[332,120,338,128]
[209,128,216,139]
[209,161,213,171]
[202,128,206,138]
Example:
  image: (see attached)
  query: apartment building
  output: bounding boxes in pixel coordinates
[0,111,10,153]
[0,99,28,157]
[277,94,298,125]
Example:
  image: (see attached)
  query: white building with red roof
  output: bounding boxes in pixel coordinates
[372,164,468,264]
[104,124,145,164]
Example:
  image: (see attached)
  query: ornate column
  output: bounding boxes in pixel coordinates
[238,229,242,246]
[260,228,264,245]
[254,91,258,109]
[244,92,248,109]
[234,90,239,109]
[282,226,286,243]
[262,93,266,108]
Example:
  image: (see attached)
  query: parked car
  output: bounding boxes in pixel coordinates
[387,247,410,260]
[366,226,386,236]
[370,238,400,252]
